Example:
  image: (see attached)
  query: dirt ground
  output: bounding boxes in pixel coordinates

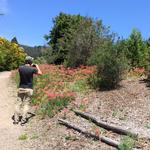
[0,71,25,150]
[0,72,150,150]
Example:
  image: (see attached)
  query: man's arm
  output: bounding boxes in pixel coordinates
[35,64,42,75]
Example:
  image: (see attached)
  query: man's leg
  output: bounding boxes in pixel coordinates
[14,92,24,124]
[21,89,33,124]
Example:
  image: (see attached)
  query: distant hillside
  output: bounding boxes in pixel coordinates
[10,37,48,58]
[20,44,49,58]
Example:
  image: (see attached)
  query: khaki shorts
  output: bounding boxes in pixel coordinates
[14,88,33,122]
[18,88,33,97]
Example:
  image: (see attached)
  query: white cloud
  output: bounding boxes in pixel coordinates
[0,0,8,14]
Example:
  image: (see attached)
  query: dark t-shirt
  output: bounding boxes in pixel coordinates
[19,65,38,89]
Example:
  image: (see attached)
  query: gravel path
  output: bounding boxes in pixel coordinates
[0,71,24,150]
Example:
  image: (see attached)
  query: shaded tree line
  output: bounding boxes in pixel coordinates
[11,37,48,58]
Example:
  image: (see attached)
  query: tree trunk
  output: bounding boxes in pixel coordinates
[74,110,138,138]
[58,118,120,148]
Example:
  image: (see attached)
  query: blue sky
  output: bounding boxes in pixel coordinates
[0,0,150,46]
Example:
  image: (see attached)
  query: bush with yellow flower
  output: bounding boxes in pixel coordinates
[0,37,26,71]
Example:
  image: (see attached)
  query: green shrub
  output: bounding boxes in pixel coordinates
[88,40,128,90]
[0,37,26,71]
[88,73,101,89]
[119,136,135,150]
[18,134,28,140]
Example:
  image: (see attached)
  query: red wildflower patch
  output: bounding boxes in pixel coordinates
[30,64,95,106]
[133,67,145,73]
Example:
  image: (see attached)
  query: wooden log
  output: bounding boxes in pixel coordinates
[74,110,138,138]
[58,118,120,148]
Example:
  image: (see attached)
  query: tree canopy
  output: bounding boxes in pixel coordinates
[45,12,85,64]
[45,12,115,66]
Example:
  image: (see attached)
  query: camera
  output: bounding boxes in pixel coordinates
[32,64,36,67]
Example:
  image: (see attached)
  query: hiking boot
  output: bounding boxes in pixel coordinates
[12,115,22,123]
[20,118,28,126]
[13,120,19,125]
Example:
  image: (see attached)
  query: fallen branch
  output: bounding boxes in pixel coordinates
[74,110,138,138]
[58,118,120,148]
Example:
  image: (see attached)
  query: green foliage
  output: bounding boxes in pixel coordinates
[18,134,28,140]
[38,96,73,117]
[88,73,101,89]
[119,136,135,150]
[145,38,150,68]
[79,104,86,111]
[31,134,39,139]
[0,37,26,71]
[34,56,47,64]
[68,78,89,93]
[42,46,55,64]
[145,124,150,129]
[65,18,108,67]
[45,12,84,64]
[88,39,128,90]
[45,12,117,67]
[65,135,78,141]
[126,28,148,67]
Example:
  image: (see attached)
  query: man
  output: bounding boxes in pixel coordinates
[13,56,42,125]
